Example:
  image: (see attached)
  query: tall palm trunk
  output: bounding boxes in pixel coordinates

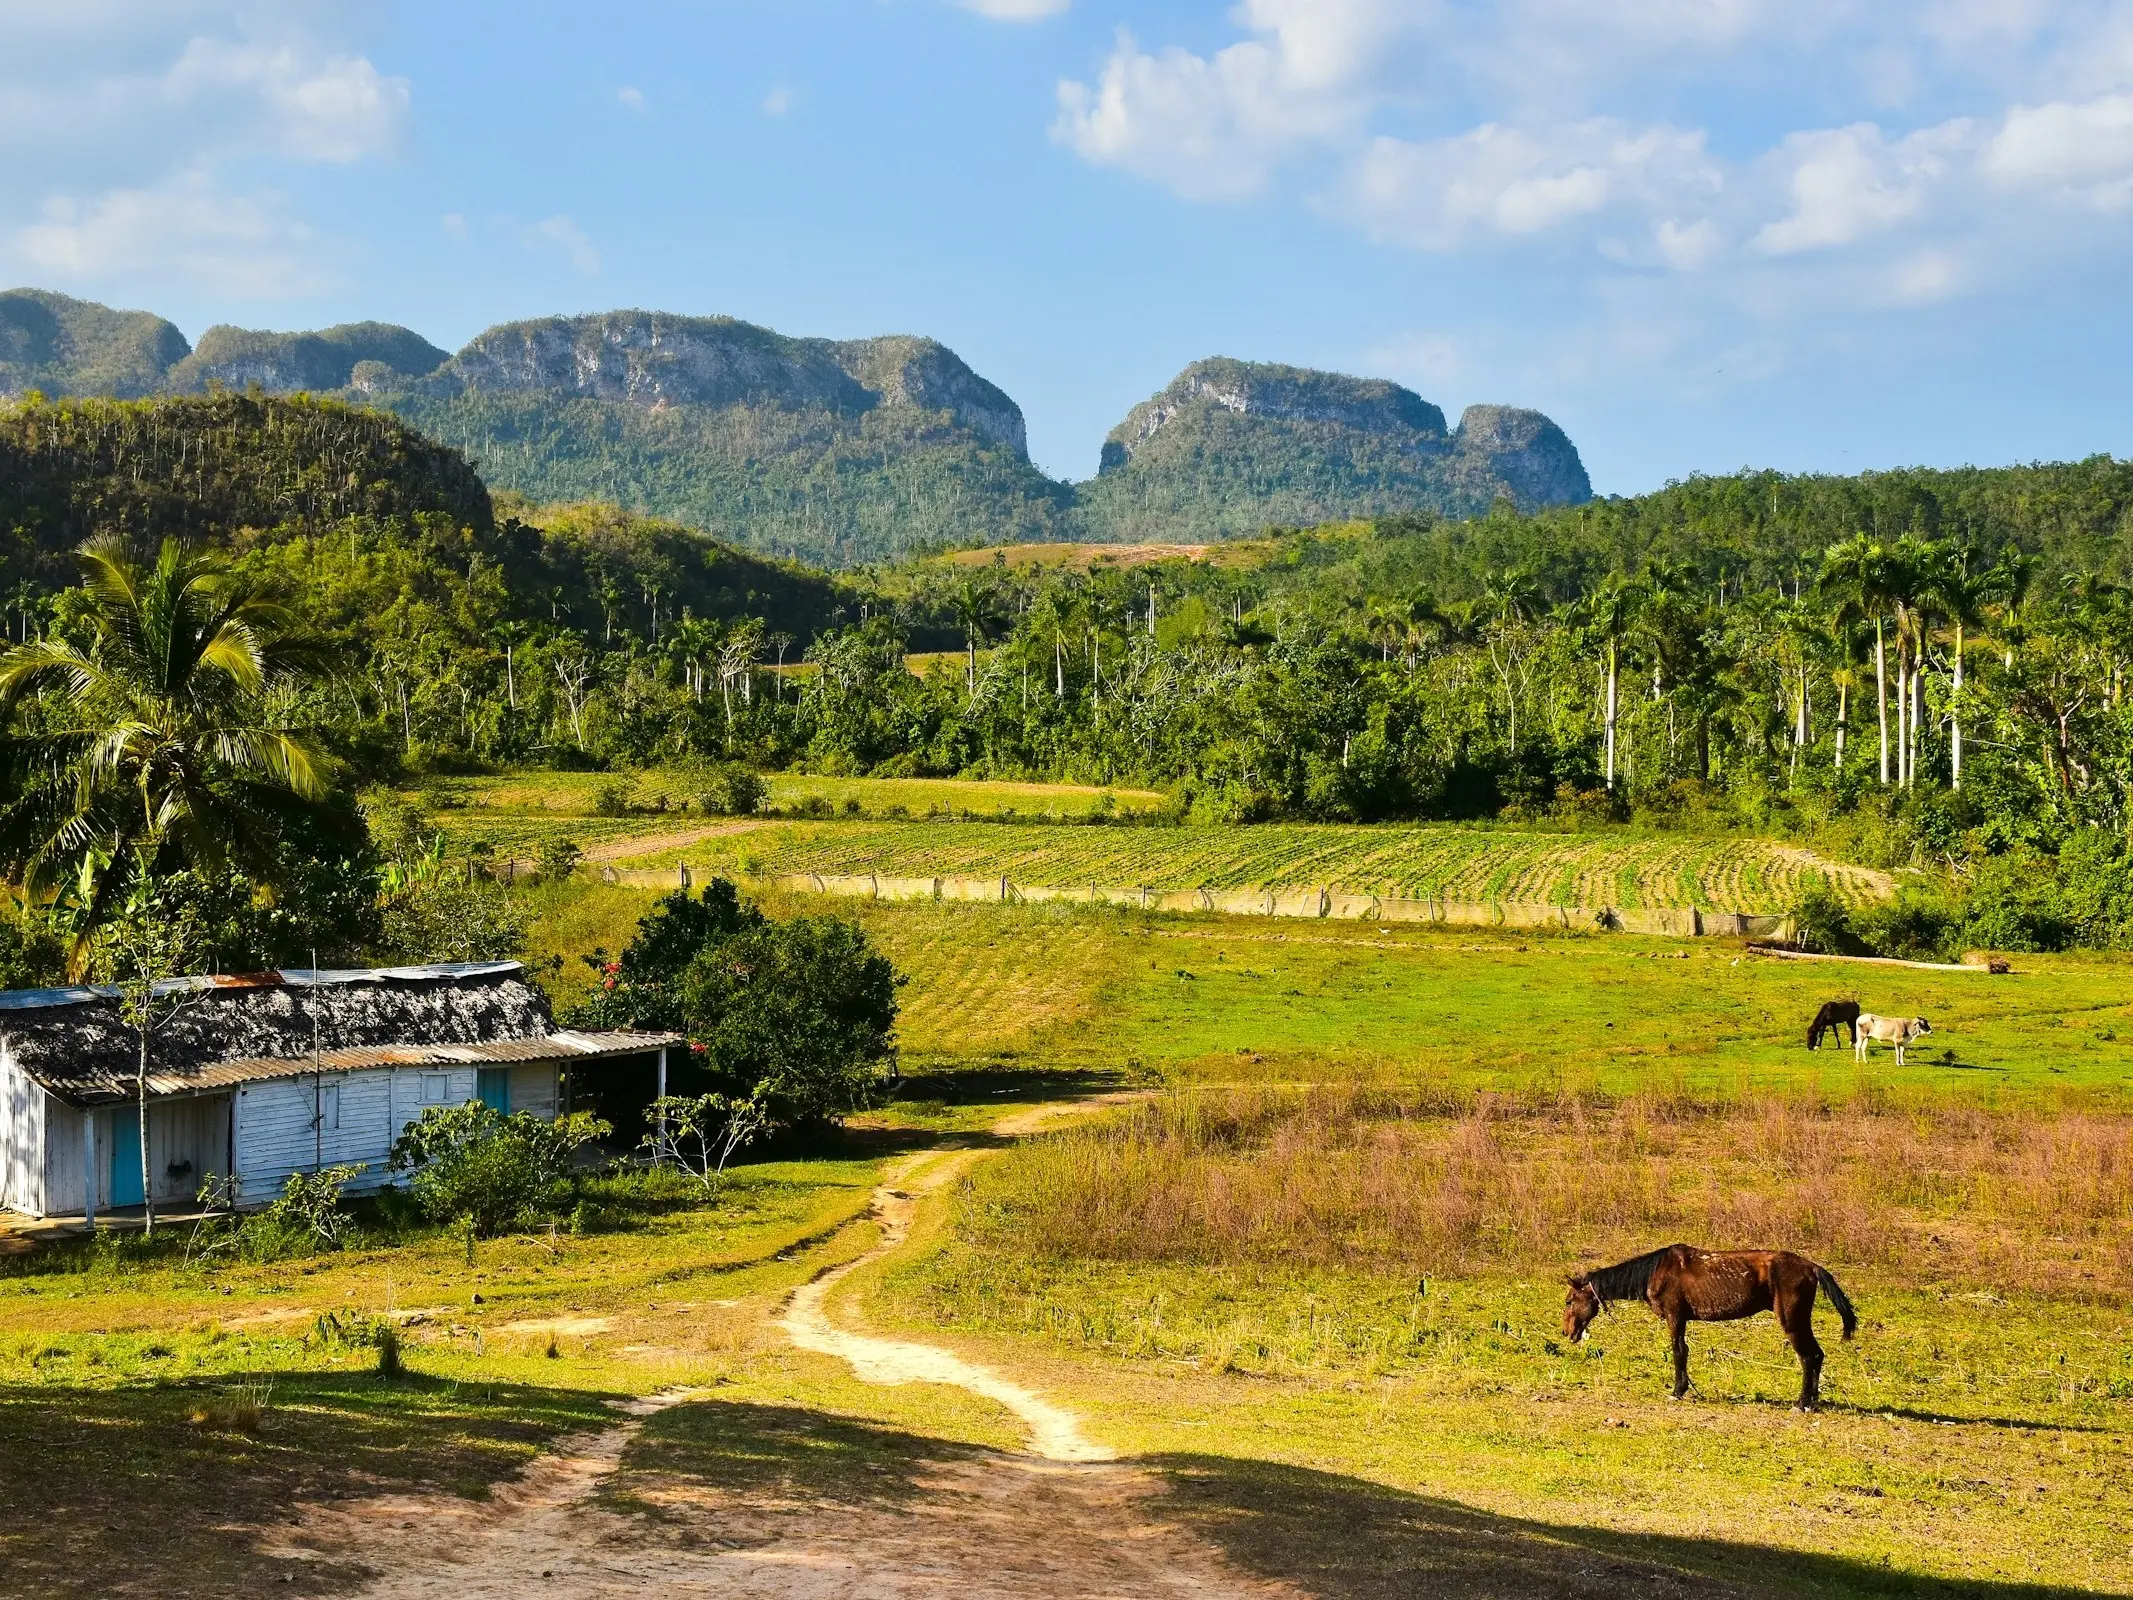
[1835,680,1849,771]
[1902,640,1919,789]
[1875,619,1890,785]
[1952,623,1964,788]
[1603,639,1618,790]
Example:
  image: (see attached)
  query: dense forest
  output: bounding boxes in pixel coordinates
[8,391,2133,956]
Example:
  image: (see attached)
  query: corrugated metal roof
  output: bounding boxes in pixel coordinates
[44,1028,683,1104]
[0,961,522,1013]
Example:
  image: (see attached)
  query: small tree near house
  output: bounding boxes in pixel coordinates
[95,885,207,1236]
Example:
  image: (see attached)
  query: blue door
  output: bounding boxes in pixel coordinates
[109,1110,145,1207]
[476,1068,511,1116]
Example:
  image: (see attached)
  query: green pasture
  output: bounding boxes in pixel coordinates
[530,888,2133,1101]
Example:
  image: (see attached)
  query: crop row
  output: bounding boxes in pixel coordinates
[609,821,1888,912]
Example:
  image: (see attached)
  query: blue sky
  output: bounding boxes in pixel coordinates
[5,3,2133,494]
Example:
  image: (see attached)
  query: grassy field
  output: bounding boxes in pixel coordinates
[527,888,2133,1099]
[10,873,2132,1595]
[605,818,1890,912]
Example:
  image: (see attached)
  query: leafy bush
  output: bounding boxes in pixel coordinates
[534,837,583,885]
[262,1163,365,1250]
[1789,878,1865,955]
[378,876,527,963]
[591,780,634,817]
[1854,886,1961,963]
[696,763,764,817]
[388,1103,610,1236]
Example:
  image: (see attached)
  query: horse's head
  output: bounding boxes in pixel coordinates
[1563,1276,1602,1342]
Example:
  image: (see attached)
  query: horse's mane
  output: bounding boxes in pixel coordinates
[1584,1246,1674,1304]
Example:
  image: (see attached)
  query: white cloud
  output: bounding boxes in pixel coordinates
[617,84,646,112]
[17,177,329,296]
[523,214,601,276]
[0,3,408,296]
[1053,28,1364,200]
[1752,121,1970,255]
[762,85,794,117]
[1985,93,2133,205]
[1052,0,2133,325]
[959,0,1070,18]
[1341,120,1719,250]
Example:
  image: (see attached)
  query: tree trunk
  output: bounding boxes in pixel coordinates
[136,1036,154,1236]
[1902,644,1919,785]
[1952,624,1964,789]
[1604,640,1618,790]
[505,646,516,710]
[1835,681,1848,771]
[1875,620,1890,785]
[1054,634,1064,698]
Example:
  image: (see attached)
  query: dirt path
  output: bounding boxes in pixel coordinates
[582,820,764,863]
[275,1099,1295,1599]
[779,1148,1112,1463]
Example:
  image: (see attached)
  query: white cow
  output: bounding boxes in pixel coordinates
[1854,1012,1931,1066]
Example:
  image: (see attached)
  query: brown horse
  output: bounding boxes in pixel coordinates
[1806,999,1861,1051]
[1564,1244,1858,1408]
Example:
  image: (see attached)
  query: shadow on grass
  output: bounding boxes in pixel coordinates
[609,1399,2110,1600]
[607,1396,990,1526]
[889,1064,1128,1109]
[1158,1449,2110,1600]
[0,1370,620,1599]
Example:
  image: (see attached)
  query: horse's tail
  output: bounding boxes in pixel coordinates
[1814,1264,1859,1340]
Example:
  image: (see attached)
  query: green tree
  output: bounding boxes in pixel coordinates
[678,913,901,1125]
[0,536,339,964]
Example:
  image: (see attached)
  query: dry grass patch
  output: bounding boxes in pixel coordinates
[962,1087,2133,1298]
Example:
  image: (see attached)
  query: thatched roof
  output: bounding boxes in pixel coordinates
[0,963,677,1107]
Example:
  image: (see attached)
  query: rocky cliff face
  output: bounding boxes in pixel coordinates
[0,288,191,399]
[428,311,1028,456]
[1450,404,1590,509]
[1080,357,1589,536]
[167,322,448,395]
[1101,357,1448,470]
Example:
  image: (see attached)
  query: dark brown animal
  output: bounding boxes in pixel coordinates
[1806,999,1861,1050]
[1564,1244,1858,1408]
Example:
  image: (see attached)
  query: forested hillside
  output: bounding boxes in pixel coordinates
[7,387,2133,951]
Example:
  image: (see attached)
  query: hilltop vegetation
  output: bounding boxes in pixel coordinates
[1080,358,1590,540]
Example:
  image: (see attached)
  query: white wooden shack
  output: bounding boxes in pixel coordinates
[0,961,679,1221]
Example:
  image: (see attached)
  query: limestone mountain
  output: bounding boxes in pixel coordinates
[376,310,1066,565]
[1076,358,1591,540]
[166,322,449,394]
[0,288,190,399]
[0,293,1594,564]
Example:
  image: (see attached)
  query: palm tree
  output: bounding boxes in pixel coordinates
[949,576,996,700]
[1575,575,1638,790]
[493,619,535,710]
[1819,535,1900,785]
[1992,544,2040,670]
[1928,548,1991,790]
[1479,567,1539,755]
[0,536,336,960]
